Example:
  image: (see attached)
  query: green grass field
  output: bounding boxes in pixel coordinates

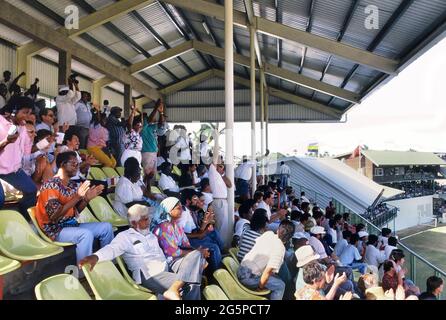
[400,225,446,273]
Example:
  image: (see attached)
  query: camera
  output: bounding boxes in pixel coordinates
[69,73,79,84]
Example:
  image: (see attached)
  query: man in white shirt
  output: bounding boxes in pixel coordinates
[339,233,367,274]
[234,156,256,201]
[308,226,329,259]
[279,161,291,189]
[300,191,310,204]
[74,91,92,149]
[364,234,386,268]
[200,178,213,211]
[257,191,287,232]
[158,162,180,196]
[79,204,204,300]
[56,81,81,132]
[384,236,398,259]
[237,220,295,300]
[335,230,351,257]
[200,134,213,165]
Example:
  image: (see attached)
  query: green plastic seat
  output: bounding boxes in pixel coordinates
[27,207,73,247]
[106,193,115,206]
[102,167,120,179]
[213,269,267,300]
[87,172,93,180]
[0,210,63,261]
[151,186,162,194]
[172,165,181,176]
[82,261,157,300]
[77,207,117,232]
[203,285,229,300]
[0,255,21,275]
[88,197,128,227]
[89,167,107,181]
[115,167,124,176]
[35,274,92,300]
[222,257,270,296]
[116,256,152,293]
[228,247,239,263]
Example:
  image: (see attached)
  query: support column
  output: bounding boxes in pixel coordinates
[260,69,265,181]
[224,0,235,249]
[16,43,45,88]
[58,51,72,86]
[250,26,257,196]
[123,84,132,119]
[265,89,269,152]
[92,77,113,106]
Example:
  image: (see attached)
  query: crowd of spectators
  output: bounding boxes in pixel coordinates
[0,69,443,300]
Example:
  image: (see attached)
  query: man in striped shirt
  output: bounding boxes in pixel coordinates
[237,219,295,300]
[236,208,269,262]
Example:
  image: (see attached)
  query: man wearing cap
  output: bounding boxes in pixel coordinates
[294,245,355,300]
[79,204,203,300]
[106,106,126,165]
[55,79,81,132]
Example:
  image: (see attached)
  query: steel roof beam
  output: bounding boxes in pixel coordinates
[160,69,214,95]
[162,3,216,69]
[193,41,360,103]
[213,69,342,119]
[72,0,178,83]
[161,0,399,74]
[129,10,195,76]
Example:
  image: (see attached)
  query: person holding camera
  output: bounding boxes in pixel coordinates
[56,75,81,133]
[0,96,37,218]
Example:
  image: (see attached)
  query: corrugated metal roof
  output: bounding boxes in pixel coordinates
[374,0,446,59]
[362,150,446,166]
[1,0,445,123]
[0,43,16,77]
[0,23,31,45]
[39,0,89,18]
[160,103,336,123]
[85,0,115,11]
[4,0,60,28]
[136,2,183,45]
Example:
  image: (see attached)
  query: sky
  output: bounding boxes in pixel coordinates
[175,36,446,158]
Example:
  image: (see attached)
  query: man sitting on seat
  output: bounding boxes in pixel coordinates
[35,151,114,264]
[79,204,204,300]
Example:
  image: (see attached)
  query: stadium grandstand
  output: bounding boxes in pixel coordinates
[1,0,446,302]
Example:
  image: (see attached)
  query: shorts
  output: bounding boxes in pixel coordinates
[141,152,157,175]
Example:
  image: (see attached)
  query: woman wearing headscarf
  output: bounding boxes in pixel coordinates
[152,197,210,269]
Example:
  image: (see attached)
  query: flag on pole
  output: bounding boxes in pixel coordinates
[307,143,319,154]
[349,145,361,159]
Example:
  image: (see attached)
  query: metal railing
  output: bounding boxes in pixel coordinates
[285,181,446,299]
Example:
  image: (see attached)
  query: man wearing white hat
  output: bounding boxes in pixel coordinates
[79,204,204,300]
[55,79,81,132]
